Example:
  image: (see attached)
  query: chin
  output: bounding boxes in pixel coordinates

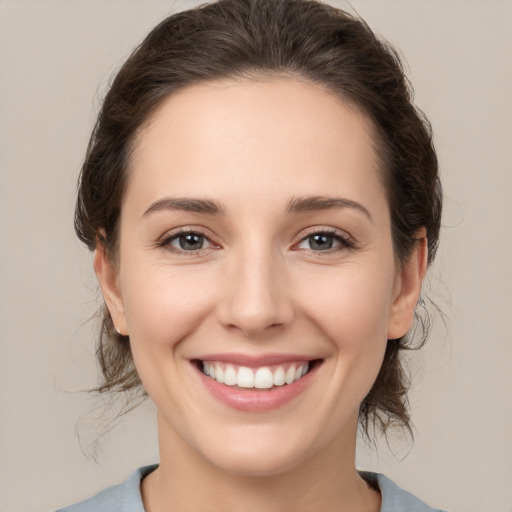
[193,423,320,477]
[207,446,304,477]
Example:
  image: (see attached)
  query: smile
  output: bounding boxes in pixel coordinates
[202,361,310,390]
[193,355,322,411]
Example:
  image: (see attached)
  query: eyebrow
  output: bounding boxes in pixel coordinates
[286,195,373,222]
[143,195,372,222]
[143,197,226,216]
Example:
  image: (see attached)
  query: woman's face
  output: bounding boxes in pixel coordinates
[96,78,424,476]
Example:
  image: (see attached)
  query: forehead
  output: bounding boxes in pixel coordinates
[127,78,386,214]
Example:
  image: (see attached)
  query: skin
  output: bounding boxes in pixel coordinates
[95,78,427,512]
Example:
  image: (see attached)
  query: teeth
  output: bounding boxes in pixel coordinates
[215,365,224,384]
[254,367,273,389]
[285,366,296,385]
[202,361,310,389]
[237,366,255,388]
[224,365,237,386]
[273,366,285,386]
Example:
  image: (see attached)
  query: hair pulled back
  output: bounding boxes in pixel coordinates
[75,0,442,440]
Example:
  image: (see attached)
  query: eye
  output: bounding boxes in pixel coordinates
[295,230,353,252]
[159,229,214,253]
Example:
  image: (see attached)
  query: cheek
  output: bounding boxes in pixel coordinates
[118,261,221,410]
[119,261,217,351]
[299,265,395,347]
[296,261,396,402]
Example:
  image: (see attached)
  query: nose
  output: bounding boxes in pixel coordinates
[216,247,294,338]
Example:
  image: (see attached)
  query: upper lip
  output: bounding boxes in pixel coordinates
[193,353,318,367]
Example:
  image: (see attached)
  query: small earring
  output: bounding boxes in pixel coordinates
[115,326,123,336]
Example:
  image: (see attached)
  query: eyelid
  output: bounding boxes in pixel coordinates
[155,225,355,255]
[292,227,356,252]
[156,226,219,254]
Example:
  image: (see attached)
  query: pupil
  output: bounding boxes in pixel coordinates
[180,233,203,250]
[310,234,333,250]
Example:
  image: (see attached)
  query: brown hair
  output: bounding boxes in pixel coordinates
[75,0,442,440]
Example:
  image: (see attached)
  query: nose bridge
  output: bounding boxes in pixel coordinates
[219,238,292,337]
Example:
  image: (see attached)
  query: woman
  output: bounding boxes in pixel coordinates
[58,0,444,510]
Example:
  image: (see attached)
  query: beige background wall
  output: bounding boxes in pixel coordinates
[1,1,511,511]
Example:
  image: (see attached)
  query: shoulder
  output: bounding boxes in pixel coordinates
[361,472,448,512]
[54,464,158,512]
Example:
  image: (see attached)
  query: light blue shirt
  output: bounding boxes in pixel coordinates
[55,464,446,512]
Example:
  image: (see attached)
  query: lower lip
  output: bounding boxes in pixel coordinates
[195,363,319,412]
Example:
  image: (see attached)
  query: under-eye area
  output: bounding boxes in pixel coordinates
[194,359,323,390]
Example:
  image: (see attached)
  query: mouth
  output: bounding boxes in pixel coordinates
[196,359,322,391]
[191,353,323,411]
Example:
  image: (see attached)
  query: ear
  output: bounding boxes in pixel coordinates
[93,238,128,336]
[387,228,428,340]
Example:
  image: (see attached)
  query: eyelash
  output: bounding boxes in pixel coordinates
[294,228,355,253]
[157,227,355,255]
[156,228,216,256]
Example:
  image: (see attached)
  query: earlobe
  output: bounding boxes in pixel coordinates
[93,239,128,336]
[387,229,428,340]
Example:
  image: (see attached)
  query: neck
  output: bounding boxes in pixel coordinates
[141,413,380,512]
